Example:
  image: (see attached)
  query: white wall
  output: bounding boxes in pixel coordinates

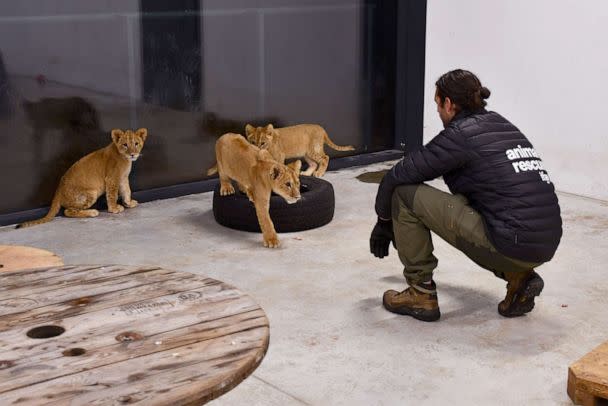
[424,0,608,200]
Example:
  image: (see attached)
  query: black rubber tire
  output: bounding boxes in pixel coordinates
[213,176,335,233]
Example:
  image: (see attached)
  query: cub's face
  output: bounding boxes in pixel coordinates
[270,160,302,204]
[246,123,276,149]
[111,128,148,161]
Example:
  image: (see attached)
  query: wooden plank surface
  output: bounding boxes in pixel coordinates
[0,265,269,405]
[0,246,63,273]
[568,341,608,405]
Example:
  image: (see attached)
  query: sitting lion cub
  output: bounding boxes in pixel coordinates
[208,133,301,248]
[17,128,147,228]
[245,123,355,177]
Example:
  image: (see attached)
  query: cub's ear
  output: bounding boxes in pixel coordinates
[245,124,254,135]
[270,165,283,180]
[288,159,302,173]
[135,128,148,142]
[111,129,124,143]
[265,124,274,131]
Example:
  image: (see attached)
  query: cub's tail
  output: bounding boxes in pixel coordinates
[206,163,218,176]
[323,130,355,152]
[16,191,61,229]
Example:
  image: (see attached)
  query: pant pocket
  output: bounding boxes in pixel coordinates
[460,208,486,246]
[444,195,468,232]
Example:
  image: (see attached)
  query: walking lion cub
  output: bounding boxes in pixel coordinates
[17,128,147,228]
[207,133,301,248]
[245,123,355,177]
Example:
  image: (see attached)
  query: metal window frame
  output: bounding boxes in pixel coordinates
[0,150,403,227]
[394,0,427,151]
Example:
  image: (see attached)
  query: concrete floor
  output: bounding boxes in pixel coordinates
[1,161,607,405]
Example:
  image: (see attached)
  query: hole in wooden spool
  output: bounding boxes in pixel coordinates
[62,348,86,357]
[115,332,144,342]
[0,360,15,369]
[26,325,65,339]
[71,297,92,306]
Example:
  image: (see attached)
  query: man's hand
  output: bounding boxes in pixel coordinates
[370,218,394,258]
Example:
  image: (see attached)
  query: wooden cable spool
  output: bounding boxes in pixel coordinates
[0,265,269,405]
[0,245,63,273]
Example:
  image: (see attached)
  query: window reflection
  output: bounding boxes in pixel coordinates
[0,0,396,214]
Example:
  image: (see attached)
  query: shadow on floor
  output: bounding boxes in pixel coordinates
[358,274,568,356]
[173,208,274,250]
[356,170,388,184]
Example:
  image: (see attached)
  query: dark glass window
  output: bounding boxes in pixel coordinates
[0,0,398,214]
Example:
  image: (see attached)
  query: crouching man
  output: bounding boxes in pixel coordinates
[370,69,562,322]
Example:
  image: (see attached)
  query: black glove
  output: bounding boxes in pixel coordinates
[370,218,394,259]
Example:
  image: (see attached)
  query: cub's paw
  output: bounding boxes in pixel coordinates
[108,204,125,214]
[263,236,280,248]
[124,199,138,208]
[220,184,235,196]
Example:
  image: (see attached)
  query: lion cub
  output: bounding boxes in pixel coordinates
[245,123,355,177]
[208,133,301,248]
[17,128,148,228]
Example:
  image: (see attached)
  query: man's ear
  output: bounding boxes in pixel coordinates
[444,97,455,113]
[270,165,283,180]
[111,129,124,144]
[245,124,254,135]
[288,160,302,173]
[136,128,148,142]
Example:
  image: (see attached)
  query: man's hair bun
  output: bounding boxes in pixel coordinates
[480,86,491,99]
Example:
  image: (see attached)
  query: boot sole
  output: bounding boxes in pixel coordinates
[382,298,441,322]
[498,273,544,318]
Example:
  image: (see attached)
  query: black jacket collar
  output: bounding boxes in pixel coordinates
[451,108,488,124]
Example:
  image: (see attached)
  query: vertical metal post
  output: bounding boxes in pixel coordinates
[394,0,427,151]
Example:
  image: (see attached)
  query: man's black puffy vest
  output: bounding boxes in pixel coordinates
[375,109,562,263]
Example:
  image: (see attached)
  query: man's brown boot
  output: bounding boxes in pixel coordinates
[383,282,440,322]
[498,271,544,317]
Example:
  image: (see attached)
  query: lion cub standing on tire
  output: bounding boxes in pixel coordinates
[17,128,147,228]
[208,133,301,248]
[245,124,355,177]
